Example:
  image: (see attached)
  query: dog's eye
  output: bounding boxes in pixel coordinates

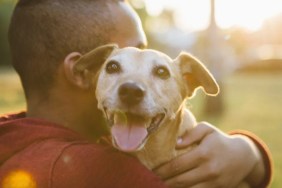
[154,66,170,79]
[106,61,121,74]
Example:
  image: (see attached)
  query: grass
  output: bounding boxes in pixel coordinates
[0,68,281,187]
[0,68,25,114]
[189,72,282,187]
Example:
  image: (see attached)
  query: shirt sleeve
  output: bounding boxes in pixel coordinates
[229,130,273,188]
[51,142,167,188]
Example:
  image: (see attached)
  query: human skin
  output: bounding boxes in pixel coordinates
[26,1,266,188]
[154,122,265,188]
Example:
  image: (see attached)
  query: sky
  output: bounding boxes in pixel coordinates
[141,0,282,32]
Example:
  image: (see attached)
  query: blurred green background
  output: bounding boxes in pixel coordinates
[1,0,282,187]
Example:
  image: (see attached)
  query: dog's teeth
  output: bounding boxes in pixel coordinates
[114,111,127,124]
[146,119,152,128]
[147,113,165,134]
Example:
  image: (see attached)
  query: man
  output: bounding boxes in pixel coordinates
[0,0,272,187]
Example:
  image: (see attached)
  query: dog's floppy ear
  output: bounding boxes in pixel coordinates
[175,52,219,98]
[74,43,118,72]
[70,44,117,89]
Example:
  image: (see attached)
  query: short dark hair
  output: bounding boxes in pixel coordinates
[9,0,123,98]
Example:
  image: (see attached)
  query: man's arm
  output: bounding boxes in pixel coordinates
[154,122,272,188]
[230,130,273,188]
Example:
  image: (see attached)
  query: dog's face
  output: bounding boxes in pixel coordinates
[74,44,219,152]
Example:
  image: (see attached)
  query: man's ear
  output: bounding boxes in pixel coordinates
[64,52,86,88]
[64,44,118,89]
[175,52,219,98]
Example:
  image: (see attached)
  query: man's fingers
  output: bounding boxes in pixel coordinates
[153,148,200,180]
[176,122,214,149]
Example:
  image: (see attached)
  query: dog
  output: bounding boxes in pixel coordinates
[74,44,219,169]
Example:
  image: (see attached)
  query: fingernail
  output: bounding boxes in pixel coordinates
[177,137,183,144]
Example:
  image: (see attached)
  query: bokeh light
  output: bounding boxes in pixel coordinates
[2,170,36,188]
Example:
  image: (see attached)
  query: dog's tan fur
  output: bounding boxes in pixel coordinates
[74,44,219,169]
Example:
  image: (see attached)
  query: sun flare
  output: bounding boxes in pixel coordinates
[216,0,282,31]
[142,0,282,32]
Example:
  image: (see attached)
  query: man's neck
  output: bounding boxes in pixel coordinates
[26,93,108,141]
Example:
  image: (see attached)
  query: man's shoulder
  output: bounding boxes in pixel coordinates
[0,112,95,184]
[1,136,164,188]
[0,112,116,168]
[0,136,113,187]
[0,113,166,187]
[52,142,166,188]
[0,111,26,123]
[0,113,116,187]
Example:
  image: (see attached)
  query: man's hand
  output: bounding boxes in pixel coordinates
[153,122,264,188]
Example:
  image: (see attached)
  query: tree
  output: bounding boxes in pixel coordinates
[0,0,15,67]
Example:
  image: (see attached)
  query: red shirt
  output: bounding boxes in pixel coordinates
[0,112,167,188]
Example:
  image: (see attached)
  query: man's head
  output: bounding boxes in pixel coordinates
[9,0,147,100]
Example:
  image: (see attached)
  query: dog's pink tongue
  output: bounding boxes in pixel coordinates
[111,124,148,152]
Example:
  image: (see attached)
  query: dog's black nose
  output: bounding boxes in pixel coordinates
[118,82,145,106]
